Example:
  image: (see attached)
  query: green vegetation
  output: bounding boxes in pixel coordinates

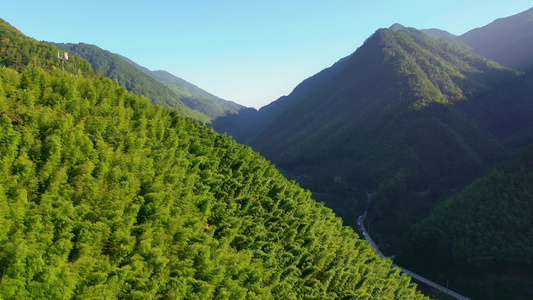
[404,145,533,299]
[248,27,533,251]
[54,42,249,123]
[53,42,211,122]
[0,20,92,76]
[148,70,244,120]
[238,28,533,300]
[0,18,428,299]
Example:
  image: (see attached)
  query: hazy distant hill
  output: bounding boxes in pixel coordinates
[120,56,246,119]
[255,55,352,137]
[53,42,211,122]
[54,42,249,122]
[211,54,352,144]
[458,7,533,71]
[420,28,470,49]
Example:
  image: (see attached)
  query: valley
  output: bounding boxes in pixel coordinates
[1,4,533,299]
[358,212,470,300]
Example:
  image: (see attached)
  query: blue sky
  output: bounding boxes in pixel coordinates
[3,1,532,109]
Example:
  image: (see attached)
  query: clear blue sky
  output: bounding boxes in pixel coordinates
[3,1,532,109]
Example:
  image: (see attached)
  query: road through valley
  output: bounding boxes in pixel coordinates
[357,212,471,300]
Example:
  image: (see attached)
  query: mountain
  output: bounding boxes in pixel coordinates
[458,7,533,71]
[420,28,470,49]
[216,20,533,299]
[404,144,533,300]
[211,54,352,144]
[245,27,533,254]
[53,42,246,122]
[0,18,429,299]
[120,56,246,119]
[52,42,210,122]
[254,55,352,138]
[0,20,93,75]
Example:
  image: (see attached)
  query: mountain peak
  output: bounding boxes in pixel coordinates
[389,23,406,31]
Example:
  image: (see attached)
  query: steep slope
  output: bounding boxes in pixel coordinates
[405,144,533,300]
[0,19,429,299]
[458,7,533,71]
[0,19,93,75]
[211,54,351,144]
[253,55,352,136]
[121,57,247,119]
[249,27,533,247]
[53,43,210,122]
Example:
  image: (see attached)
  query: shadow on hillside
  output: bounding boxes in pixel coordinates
[210,107,259,144]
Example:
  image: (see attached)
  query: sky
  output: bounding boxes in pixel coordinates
[3,1,533,109]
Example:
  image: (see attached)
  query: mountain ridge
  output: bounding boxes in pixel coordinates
[53,42,248,122]
[458,7,533,70]
[216,15,533,298]
[243,26,533,273]
[53,42,211,121]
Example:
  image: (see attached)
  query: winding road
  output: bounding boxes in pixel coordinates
[358,212,471,300]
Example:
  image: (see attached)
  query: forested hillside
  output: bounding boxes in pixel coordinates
[52,42,210,122]
[0,18,428,299]
[55,43,249,122]
[404,145,533,299]
[218,21,533,299]
[0,20,93,76]
[247,27,533,247]
[147,69,245,119]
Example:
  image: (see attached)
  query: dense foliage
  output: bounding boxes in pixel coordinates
[404,145,533,299]
[244,28,533,248]
[0,20,93,76]
[0,19,427,299]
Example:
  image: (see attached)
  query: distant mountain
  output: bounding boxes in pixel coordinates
[420,28,470,49]
[53,42,210,122]
[218,23,532,299]
[254,55,352,137]
[458,7,533,71]
[120,56,246,119]
[53,43,248,122]
[246,27,533,251]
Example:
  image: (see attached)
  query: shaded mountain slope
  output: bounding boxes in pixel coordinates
[210,55,351,144]
[248,27,533,247]
[253,55,352,137]
[458,7,533,71]
[0,18,429,299]
[404,144,533,300]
